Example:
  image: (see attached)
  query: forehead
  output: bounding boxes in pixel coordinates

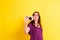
[34,13,38,15]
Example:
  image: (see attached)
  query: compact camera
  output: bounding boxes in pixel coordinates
[29,16,33,20]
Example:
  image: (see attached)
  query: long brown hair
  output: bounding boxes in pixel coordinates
[30,11,41,26]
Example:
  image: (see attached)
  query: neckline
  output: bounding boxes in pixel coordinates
[33,24,41,29]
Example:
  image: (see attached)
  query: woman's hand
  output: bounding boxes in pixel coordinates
[24,16,29,24]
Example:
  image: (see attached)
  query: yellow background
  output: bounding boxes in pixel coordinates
[0,0,60,40]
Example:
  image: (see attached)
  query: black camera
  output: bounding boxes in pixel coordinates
[29,16,33,20]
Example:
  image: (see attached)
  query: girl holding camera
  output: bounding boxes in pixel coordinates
[24,11,43,40]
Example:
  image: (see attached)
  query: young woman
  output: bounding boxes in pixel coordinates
[24,11,43,40]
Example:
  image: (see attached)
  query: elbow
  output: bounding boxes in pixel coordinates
[24,30,28,34]
[25,32,28,34]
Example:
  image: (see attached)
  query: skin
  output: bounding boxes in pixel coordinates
[24,13,40,34]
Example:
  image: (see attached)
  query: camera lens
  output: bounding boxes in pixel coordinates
[29,17,33,20]
[29,17,32,20]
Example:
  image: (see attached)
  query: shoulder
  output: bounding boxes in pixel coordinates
[28,22,32,26]
[40,24,43,30]
[28,22,33,28]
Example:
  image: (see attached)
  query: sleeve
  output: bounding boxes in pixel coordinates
[27,23,32,28]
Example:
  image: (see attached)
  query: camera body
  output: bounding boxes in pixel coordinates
[29,16,33,20]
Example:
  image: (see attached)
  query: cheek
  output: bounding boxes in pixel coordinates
[36,16,39,19]
[33,17,35,20]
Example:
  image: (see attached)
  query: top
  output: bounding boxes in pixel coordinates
[28,23,43,40]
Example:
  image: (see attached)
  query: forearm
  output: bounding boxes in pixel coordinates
[24,23,29,34]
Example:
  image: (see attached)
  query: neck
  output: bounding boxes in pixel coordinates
[34,20,38,25]
[34,20,40,28]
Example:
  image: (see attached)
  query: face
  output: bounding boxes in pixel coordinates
[33,13,39,21]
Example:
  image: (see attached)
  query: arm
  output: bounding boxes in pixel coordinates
[24,16,30,34]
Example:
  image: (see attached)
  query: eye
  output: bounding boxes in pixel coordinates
[36,15,39,16]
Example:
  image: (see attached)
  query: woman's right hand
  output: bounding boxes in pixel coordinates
[24,16,29,24]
